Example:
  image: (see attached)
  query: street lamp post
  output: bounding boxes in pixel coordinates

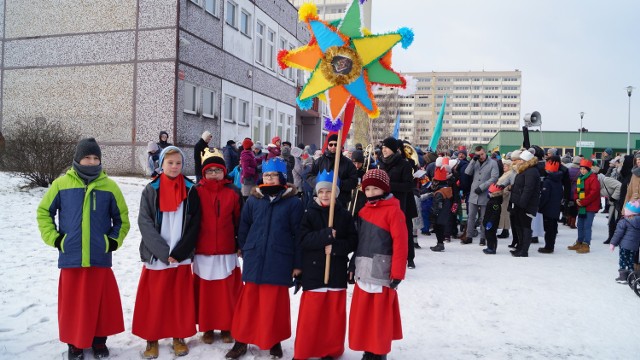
[627,86,634,155]
[578,111,584,155]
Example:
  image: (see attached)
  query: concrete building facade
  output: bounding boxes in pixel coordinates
[1,0,310,174]
[373,70,522,149]
[289,0,371,29]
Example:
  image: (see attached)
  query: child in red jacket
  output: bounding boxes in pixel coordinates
[568,159,601,254]
[194,149,243,345]
[349,169,408,360]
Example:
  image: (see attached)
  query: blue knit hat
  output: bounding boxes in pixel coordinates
[624,200,640,216]
[159,146,185,170]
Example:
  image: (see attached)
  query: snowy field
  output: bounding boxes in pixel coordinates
[1,171,639,360]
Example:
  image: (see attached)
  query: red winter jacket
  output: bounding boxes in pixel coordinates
[575,172,601,213]
[195,179,242,255]
[354,196,408,286]
[240,149,257,183]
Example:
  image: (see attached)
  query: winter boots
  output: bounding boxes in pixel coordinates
[567,241,583,250]
[616,270,631,284]
[202,330,215,344]
[430,243,445,252]
[497,229,510,238]
[225,342,247,359]
[407,260,416,269]
[143,341,159,359]
[567,216,577,229]
[538,247,554,254]
[269,342,283,358]
[172,338,189,356]
[220,330,233,343]
[91,337,108,359]
[483,248,496,255]
[67,344,84,360]
[479,239,486,246]
[362,352,388,360]
[576,243,590,254]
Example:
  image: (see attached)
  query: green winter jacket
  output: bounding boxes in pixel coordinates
[37,169,130,268]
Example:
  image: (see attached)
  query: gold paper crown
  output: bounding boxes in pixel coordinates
[201,147,224,165]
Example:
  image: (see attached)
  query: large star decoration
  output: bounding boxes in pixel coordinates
[278,0,413,130]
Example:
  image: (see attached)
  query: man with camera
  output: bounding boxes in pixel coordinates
[463,146,499,245]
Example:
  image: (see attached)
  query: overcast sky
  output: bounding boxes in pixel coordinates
[371,0,640,133]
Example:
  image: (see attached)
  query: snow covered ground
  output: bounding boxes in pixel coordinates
[1,171,639,360]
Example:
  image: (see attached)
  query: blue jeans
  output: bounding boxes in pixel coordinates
[577,211,596,245]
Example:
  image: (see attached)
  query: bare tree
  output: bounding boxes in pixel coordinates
[435,135,467,154]
[369,88,400,145]
[1,118,80,187]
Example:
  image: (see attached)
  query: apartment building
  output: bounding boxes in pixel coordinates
[289,0,372,28]
[373,70,522,149]
[0,0,309,174]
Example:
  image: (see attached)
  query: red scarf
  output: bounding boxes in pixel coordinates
[159,173,187,212]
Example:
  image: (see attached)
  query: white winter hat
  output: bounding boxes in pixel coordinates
[520,150,534,161]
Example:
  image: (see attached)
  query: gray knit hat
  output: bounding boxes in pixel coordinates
[74,138,102,163]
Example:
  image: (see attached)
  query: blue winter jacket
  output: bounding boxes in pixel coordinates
[238,185,303,287]
[611,216,640,252]
[37,169,130,268]
[538,171,563,218]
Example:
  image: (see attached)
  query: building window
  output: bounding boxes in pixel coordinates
[255,22,264,64]
[189,0,202,6]
[240,10,251,36]
[239,100,249,125]
[253,105,263,142]
[225,1,237,27]
[266,29,276,70]
[277,112,285,138]
[287,44,295,81]
[265,108,274,141]
[286,115,293,141]
[202,88,217,118]
[279,38,287,76]
[224,95,235,122]
[204,0,217,15]
[184,82,198,114]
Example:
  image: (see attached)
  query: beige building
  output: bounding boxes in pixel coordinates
[373,70,522,149]
[289,0,372,29]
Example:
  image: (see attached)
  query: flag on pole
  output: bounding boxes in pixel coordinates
[392,111,401,139]
[429,94,447,150]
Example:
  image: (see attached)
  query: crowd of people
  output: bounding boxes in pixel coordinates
[37,133,640,360]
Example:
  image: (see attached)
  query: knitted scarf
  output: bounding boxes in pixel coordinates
[159,173,187,212]
[576,171,592,215]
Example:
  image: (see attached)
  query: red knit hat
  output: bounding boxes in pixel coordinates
[242,138,254,150]
[433,167,448,181]
[545,160,560,173]
[579,159,593,169]
[362,169,390,193]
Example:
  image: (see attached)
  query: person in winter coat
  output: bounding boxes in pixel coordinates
[223,140,240,173]
[598,173,622,244]
[37,138,130,360]
[497,159,514,239]
[567,159,601,254]
[225,158,303,360]
[132,146,201,359]
[482,183,504,254]
[610,200,640,283]
[293,170,358,360]
[537,157,564,253]
[307,134,358,209]
[239,138,257,199]
[252,141,266,169]
[379,137,418,269]
[193,131,212,183]
[508,149,540,257]
[157,130,172,150]
[428,166,453,252]
[565,156,583,229]
[280,141,296,190]
[463,146,499,246]
[349,169,408,360]
[267,136,282,160]
[623,152,640,204]
[193,149,243,346]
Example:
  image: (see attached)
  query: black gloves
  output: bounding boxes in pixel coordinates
[108,238,119,252]
[389,279,402,289]
[54,233,64,250]
[474,187,483,195]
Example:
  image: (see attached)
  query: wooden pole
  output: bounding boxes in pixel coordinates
[324,127,343,284]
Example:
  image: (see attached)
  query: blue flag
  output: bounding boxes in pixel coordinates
[392,112,401,139]
[429,94,447,150]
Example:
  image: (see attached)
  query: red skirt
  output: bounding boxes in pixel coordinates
[58,267,124,348]
[293,290,346,359]
[348,284,402,355]
[132,265,196,340]
[231,282,291,349]
[194,267,243,331]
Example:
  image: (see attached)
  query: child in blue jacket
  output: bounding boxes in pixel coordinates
[610,200,640,283]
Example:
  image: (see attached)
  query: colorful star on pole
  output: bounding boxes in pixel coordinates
[278,0,413,130]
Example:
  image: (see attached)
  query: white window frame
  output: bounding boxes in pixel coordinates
[226,1,237,28]
[278,38,287,76]
[204,0,217,16]
[189,0,203,6]
[255,21,265,64]
[202,88,217,119]
[266,28,276,70]
[286,114,294,141]
[240,9,251,36]
[238,99,250,125]
[184,82,199,115]
[265,108,274,143]
[224,95,236,123]
[287,44,295,81]
[253,104,263,141]
[277,112,285,138]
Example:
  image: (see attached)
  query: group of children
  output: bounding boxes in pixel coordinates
[37,138,408,360]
